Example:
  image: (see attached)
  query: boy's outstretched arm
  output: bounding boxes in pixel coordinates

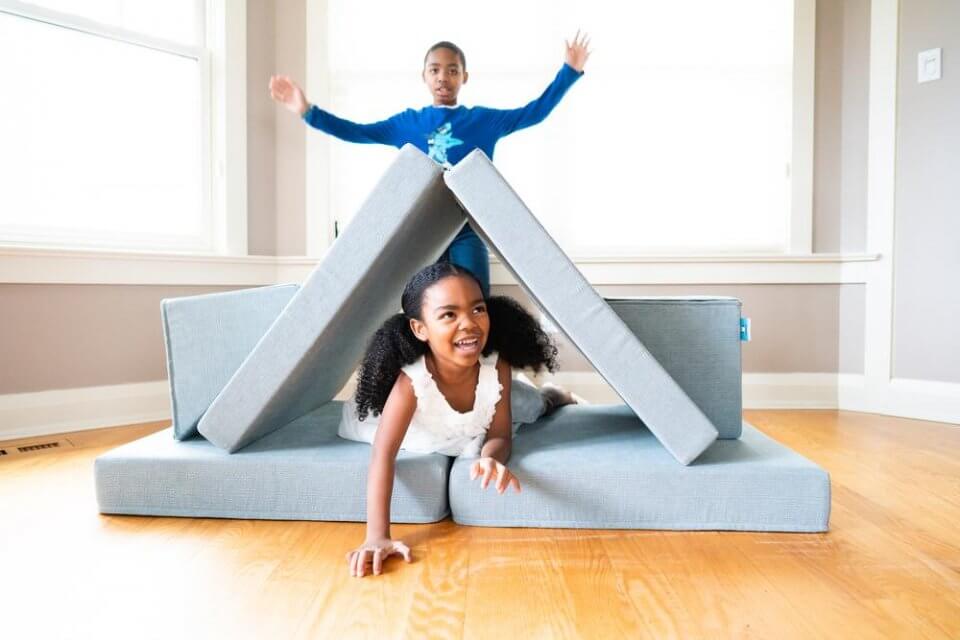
[302,105,401,146]
[490,30,592,136]
[269,74,400,146]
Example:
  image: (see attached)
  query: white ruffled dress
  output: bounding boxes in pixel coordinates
[338,350,546,458]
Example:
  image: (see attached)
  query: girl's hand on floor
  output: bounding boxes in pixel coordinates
[470,457,522,495]
[346,537,412,578]
[564,29,592,72]
[268,75,309,116]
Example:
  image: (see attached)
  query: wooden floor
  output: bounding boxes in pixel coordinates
[1,410,958,639]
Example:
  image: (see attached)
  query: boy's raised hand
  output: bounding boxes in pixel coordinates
[470,457,521,495]
[564,29,592,72]
[269,74,309,116]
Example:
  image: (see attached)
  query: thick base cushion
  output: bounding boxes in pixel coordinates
[448,405,830,532]
[445,151,719,465]
[198,145,467,452]
[608,297,743,439]
[95,402,451,523]
[161,284,300,440]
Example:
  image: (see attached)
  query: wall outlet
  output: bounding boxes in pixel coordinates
[918,48,942,83]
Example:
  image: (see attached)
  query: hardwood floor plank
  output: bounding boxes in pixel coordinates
[291,520,463,639]
[461,527,647,639]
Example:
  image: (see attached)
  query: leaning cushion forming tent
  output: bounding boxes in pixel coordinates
[197,148,466,453]
[198,145,718,464]
[94,145,831,532]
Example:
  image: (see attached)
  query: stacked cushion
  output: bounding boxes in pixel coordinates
[448,405,830,532]
[96,402,452,523]
[95,403,831,532]
[607,297,743,439]
[161,284,299,440]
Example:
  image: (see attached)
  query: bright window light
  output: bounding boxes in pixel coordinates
[0,4,208,252]
[324,0,794,255]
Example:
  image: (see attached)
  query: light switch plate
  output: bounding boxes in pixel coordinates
[918,48,942,83]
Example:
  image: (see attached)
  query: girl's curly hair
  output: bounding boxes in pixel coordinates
[354,262,558,420]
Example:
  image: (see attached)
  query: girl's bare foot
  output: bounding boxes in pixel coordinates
[540,382,577,415]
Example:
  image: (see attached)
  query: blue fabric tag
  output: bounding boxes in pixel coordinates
[740,317,751,342]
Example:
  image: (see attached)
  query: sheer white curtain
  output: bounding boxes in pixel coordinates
[325,0,794,255]
[0,1,209,252]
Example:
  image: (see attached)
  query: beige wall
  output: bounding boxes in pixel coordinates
[246,0,277,256]
[246,0,306,256]
[813,0,870,253]
[1,3,878,395]
[0,281,866,396]
[273,0,307,256]
[892,0,960,384]
[0,285,251,394]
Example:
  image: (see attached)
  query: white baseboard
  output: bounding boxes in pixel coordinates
[2,372,956,442]
[838,375,960,425]
[544,371,843,410]
[742,373,841,409]
[543,371,959,424]
[0,381,171,441]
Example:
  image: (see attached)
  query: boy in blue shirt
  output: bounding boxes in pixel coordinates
[270,31,592,295]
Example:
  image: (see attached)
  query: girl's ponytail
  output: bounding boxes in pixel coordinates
[354,313,428,420]
[484,295,558,373]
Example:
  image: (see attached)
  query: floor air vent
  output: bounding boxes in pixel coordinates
[18,442,62,453]
[0,439,75,458]
[0,434,77,460]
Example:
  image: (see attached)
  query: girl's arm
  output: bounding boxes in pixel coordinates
[480,356,515,464]
[346,372,417,577]
[365,372,417,539]
[472,357,522,495]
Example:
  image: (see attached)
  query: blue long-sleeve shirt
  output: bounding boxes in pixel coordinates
[302,63,584,167]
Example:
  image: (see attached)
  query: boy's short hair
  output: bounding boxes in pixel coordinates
[424,41,467,71]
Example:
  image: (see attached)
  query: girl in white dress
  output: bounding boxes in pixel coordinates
[341,262,576,578]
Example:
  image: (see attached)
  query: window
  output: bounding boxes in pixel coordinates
[322,0,803,255]
[0,1,214,252]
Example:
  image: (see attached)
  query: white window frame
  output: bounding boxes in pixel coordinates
[0,0,247,256]
[790,0,816,254]
[305,0,817,259]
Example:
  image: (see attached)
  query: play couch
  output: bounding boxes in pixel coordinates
[94,146,830,532]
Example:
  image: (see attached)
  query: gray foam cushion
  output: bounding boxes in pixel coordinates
[198,145,467,452]
[95,402,830,531]
[95,402,451,523]
[608,297,743,439]
[161,284,300,440]
[444,150,719,464]
[448,404,830,532]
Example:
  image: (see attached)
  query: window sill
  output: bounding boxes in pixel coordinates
[0,244,879,286]
[0,245,294,286]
